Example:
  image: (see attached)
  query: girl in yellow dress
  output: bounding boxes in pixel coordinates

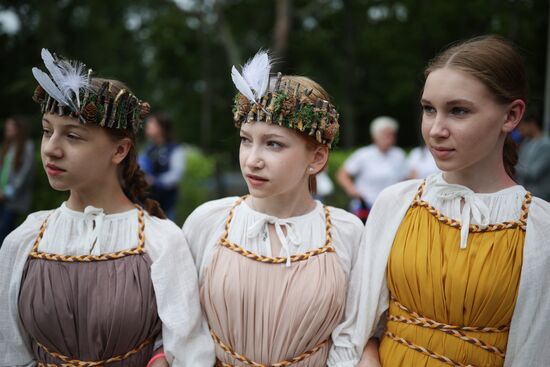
[331,35,550,366]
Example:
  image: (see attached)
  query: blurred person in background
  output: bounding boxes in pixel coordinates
[337,116,406,222]
[406,143,439,179]
[139,112,186,220]
[516,108,550,201]
[0,116,35,245]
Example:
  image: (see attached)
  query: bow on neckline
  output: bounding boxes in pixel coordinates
[247,216,301,266]
[433,182,491,249]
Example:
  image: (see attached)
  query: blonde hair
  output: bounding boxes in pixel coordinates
[280,75,330,195]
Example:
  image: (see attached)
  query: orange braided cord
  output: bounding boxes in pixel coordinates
[385,332,475,367]
[389,299,507,358]
[36,338,151,366]
[29,207,146,262]
[412,182,532,232]
[218,197,334,264]
[210,329,328,367]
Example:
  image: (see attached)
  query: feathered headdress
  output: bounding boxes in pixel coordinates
[231,50,340,148]
[32,48,150,132]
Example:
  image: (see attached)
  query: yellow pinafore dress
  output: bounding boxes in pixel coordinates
[379,182,532,367]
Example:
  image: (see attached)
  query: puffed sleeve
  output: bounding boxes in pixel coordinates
[327,180,421,366]
[145,215,215,367]
[0,211,50,367]
[182,197,237,280]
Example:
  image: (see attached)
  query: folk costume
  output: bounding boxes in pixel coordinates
[0,49,212,366]
[183,51,364,367]
[331,173,550,366]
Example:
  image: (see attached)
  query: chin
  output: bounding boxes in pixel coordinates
[46,178,70,191]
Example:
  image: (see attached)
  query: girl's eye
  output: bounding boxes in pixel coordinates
[422,105,436,114]
[67,133,81,140]
[240,136,250,144]
[451,107,470,116]
[42,128,52,137]
[267,140,283,148]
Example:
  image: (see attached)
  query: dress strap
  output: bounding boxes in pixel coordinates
[218,196,334,264]
[211,328,328,367]
[412,182,532,233]
[28,206,146,262]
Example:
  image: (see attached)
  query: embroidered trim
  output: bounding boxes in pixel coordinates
[36,338,151,366]
[412,181,532,232]
[218,196,334,264]
[28,207,145,262]
[211,328,328,367]
[388,297,507,358]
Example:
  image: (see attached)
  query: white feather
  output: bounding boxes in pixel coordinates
[242,50,271,100]
[57,59,90,109]
[231,66,256,102]
[31,67,72,108]
[41,48,66,89]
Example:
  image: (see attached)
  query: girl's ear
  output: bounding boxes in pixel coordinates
[502,99,525,133]
[308,145,329,175]
[112,137,132,165]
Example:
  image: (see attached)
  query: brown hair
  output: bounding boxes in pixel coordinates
[91,78,166,219]
[1,116,28,172]
[424,35,527,178]
[280,75,331,194]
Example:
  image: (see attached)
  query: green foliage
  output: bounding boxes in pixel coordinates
[175,146,216,223]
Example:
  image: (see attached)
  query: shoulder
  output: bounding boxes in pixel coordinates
[528,197,550,225]
[327,205,364,234]
[379,179,422,201]
[182,197,239,237]
[1,210,51,254]
[145,213,185,239]
[186,197,238,224]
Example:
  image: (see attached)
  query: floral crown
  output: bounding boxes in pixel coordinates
[32,49,150,132]
[231,51,340,148]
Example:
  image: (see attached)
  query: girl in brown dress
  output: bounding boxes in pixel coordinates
[0,49,213,366]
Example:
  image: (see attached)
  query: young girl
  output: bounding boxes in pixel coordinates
[180,51,365,366]
[333,35,550,366]
[0,49,212,366]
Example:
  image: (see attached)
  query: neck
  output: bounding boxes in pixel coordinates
[442,156,516,193]
[67,176,134,214]
[247,184,316,219]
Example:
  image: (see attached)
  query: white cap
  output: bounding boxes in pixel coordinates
[370,116,399,137]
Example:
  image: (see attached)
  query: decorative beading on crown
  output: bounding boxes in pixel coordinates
[231,51,340,148]
[32,48,149,132]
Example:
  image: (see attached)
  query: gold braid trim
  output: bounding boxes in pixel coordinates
[29,207,146,262]
[211,329,328,367]
[218,196,334,264]
[412,181,532,233]
[388,298,507,358]
[385,332,475,367]
[36,338,151,367]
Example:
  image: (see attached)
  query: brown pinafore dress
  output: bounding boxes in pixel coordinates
[200,197,347,367]
[18,208,162,367]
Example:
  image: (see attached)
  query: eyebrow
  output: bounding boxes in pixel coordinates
[42,118,87,130]
[420,98,475,106]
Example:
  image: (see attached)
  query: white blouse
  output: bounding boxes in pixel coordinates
[0,203,214,367]
[182,196,365,365]
[329,173,550,367]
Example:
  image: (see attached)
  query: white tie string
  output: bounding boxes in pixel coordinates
[434,184,490,249]
[247,216,301,266]
[83,206,105,255]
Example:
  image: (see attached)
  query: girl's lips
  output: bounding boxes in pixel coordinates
[246,174,268,187]
[46,163,65,176]
[431,146,455,159]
